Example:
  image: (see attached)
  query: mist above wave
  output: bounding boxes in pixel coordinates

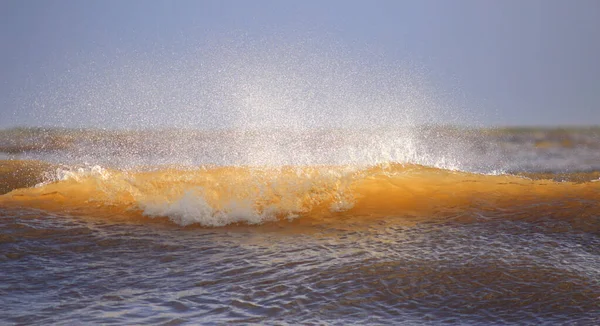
[14,36,599,173]
[33,36,457,129]
[10,35,495,170]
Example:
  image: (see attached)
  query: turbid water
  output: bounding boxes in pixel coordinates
[1,127,599,325]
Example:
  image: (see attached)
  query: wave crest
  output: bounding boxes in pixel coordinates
[1,162,599,228]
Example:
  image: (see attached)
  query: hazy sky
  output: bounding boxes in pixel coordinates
[1,0,599,128]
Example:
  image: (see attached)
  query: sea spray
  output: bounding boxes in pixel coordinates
[26,35,484,171]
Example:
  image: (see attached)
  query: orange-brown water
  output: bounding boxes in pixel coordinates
[1,128,599,324]
[2,162,599,229]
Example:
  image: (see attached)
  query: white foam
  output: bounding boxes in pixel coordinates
[139,187,279,227]
[37,164,110,187]
[136,167,359,227]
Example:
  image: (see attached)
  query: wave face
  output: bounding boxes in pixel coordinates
[1,161,599,228]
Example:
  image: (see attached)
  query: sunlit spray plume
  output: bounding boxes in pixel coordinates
[29,34,493,171]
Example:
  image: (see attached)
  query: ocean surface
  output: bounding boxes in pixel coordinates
[1,127,599,325]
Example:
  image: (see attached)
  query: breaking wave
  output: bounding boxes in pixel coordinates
[1,160,598,228]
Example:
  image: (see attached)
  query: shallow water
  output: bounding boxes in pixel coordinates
[2,209,599,325]
[1,127,599,325]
